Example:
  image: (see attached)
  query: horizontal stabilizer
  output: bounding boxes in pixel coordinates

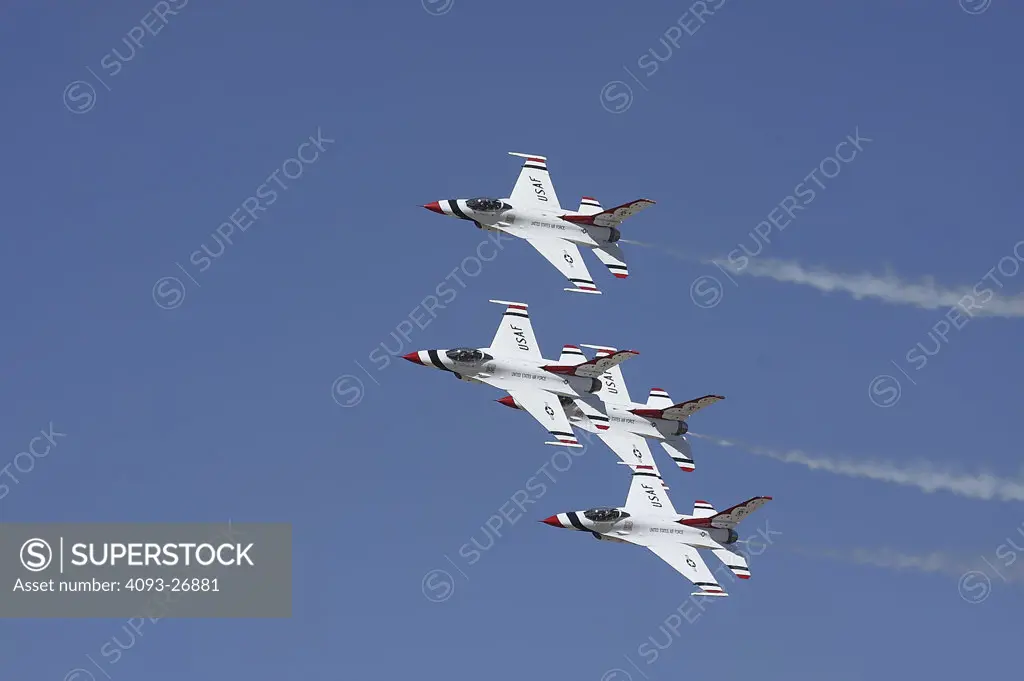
[679,497,773,529]
[630,394,724,421]
[564,286,602,295]
[690,590,729,598]
[712,547,751,580]
[593,243,629,279]
[661,440,695,473]
[559,199,656,228]
[543,350,638,378]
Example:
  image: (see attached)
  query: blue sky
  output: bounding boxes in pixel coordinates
[2,0,1023,679]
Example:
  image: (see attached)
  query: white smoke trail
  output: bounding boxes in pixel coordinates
[726,257,1024,318]
[689,433,1024,502]
[622,240,1024,318]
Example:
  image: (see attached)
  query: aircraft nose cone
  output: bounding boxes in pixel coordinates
[540,515,563,528]
[402,352,424,365]
[423,201,443,214]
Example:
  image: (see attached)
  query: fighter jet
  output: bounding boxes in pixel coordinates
[497,343,723,473]
[402,300,638,448]
[422,152,655,295]
[541,465,772,597]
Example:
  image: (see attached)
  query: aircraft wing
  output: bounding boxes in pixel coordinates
[506,388,582,448]
[599,431,661,472]
[507,152,562,210]
[647,542,728,596]
[524,236,600,294]
[487,300,542,360]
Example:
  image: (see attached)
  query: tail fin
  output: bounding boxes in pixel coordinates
[593,243,629,279]
[712,547,751,580]
[559,199,656,228]
[579,344,633,405]
[575,196,603,216]
[543,349,638,379]
[678,497,773,529]
[558,345,587,365]
[630,394,724,421]
[646,388,673,410]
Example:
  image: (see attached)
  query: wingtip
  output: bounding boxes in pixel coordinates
[488,299,529,308]
[545,440,584,448]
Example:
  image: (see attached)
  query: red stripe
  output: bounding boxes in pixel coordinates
[507,304,527,310]
[527,157,545,163]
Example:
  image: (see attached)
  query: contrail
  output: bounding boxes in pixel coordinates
[624,239,1024,318]
[689,433,1024,502]
[725,257,1024,318]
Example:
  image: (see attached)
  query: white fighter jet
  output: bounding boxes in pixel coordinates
[402,300,639,448]
[497,343,724,474]
[422,152,655,295]
[542,466,772,597]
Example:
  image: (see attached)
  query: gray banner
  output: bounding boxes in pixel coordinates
[1,523,291,618]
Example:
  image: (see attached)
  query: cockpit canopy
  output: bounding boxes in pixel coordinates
[466,197,509,213]
[725,529,739,544]
[445,348,489,363]
[583,507,629,523]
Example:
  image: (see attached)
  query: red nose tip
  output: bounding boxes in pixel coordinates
[423,201,443,214]
[496,396,518,409]
[540,515,563,528]
[402,352,424,365]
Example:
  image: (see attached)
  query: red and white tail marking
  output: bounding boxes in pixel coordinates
[646,388,673,410]
[661,440,695,472]
[575,196,603,216]
[712,547,751,580]
[630,394,724,421]
[558,345,587,365]
[593,243,629,279]
[543,350,638,379]
[678,497,773,529]
[559,198,656,228]
[691,500,716,518]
